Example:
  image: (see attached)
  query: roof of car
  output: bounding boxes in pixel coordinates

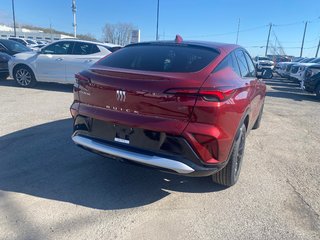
[55,38,119,47]
[127,40,240,53]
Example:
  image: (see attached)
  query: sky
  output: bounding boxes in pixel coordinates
[1,0,320,57]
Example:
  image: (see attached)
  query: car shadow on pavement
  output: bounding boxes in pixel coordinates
[0,119,226,210]
[0,79,73,93]
[264,78,319,102]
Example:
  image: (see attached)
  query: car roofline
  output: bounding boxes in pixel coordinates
[125,40,240,54]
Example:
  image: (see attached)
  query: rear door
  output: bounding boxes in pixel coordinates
[77,44,220,135]
[235,50,260,122]
[64,42,108,82]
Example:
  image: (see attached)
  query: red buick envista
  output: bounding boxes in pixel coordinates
[70,36,266,187]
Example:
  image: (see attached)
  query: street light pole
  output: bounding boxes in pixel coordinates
[12,0,17,37]
[156,0,160,40]
[72,0,77,38]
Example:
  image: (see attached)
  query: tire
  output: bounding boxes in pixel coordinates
[316,84,320,100]
[252,104,264,130]
[262,69,273,79]
[0,73,9,80]
[212,124,247,187]
[13,65,37,87]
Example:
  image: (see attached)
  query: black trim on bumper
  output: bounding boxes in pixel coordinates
[72,115,226,177]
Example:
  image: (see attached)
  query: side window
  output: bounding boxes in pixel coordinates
[244,52,256,77]
[0,43,6,52]
[235,50,250,77]
[42,41,74,55]
[230,52,241,76]
[73,42,93,55]
[213,53,241,77]
[91,44,100,54]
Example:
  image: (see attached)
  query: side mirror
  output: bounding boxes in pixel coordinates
[36,48,42,54]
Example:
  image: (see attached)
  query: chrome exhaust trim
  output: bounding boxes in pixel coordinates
[72,135,195,174]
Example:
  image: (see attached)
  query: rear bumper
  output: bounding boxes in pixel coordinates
[71,113,227,177]
[72,134,222,177]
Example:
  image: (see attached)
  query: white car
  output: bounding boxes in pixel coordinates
[289,58,320,82]
[8,39,114,87]
[254,56,274,70]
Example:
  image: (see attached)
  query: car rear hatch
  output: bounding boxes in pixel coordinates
[76,68,215,135]
[75,43,221,136]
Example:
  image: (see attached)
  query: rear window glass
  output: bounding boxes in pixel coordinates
[98,44,219,72]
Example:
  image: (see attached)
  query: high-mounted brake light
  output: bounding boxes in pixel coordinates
[175,34,183,43]
[165,88,235,102]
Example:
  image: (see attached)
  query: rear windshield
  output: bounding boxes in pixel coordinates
[1,40,30,52]
[98,44,219,72]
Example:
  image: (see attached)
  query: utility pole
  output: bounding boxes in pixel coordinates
[300,21,308,57]
[11,0,16,37]
[265,23,272,56]
[156,0,160,40]
[236,18,240,44]
[315,37,320,58]
[50,22,53,41]
[72,0,77,38]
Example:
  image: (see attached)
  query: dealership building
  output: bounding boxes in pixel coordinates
[0,24,72,42]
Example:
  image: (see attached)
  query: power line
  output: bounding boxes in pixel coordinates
[184,24,268,38]
[273,21,304,27]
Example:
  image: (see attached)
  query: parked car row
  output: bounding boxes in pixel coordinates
[7,37,48,50]
[274,57,320,99]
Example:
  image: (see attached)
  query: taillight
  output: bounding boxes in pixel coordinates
[165,88,235,102]
[198,89,235,102]
[75,73,91,84]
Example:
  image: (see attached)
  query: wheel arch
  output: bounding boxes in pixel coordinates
[13,63,35,76]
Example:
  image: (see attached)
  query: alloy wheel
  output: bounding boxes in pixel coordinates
[16,68,32,86]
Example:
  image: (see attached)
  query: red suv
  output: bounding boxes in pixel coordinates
[71,37,266,187]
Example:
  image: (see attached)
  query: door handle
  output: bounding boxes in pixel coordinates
[56,58,63,61]
[85,59,93,63]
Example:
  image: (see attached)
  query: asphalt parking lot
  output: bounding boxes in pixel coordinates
[0,77,319,240]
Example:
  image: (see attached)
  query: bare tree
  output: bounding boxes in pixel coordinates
[102,22,134,46]
[77,33,98,42]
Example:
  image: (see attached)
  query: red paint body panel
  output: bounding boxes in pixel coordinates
[71,41,266,167]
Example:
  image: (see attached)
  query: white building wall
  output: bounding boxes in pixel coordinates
[0,25,72,41]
